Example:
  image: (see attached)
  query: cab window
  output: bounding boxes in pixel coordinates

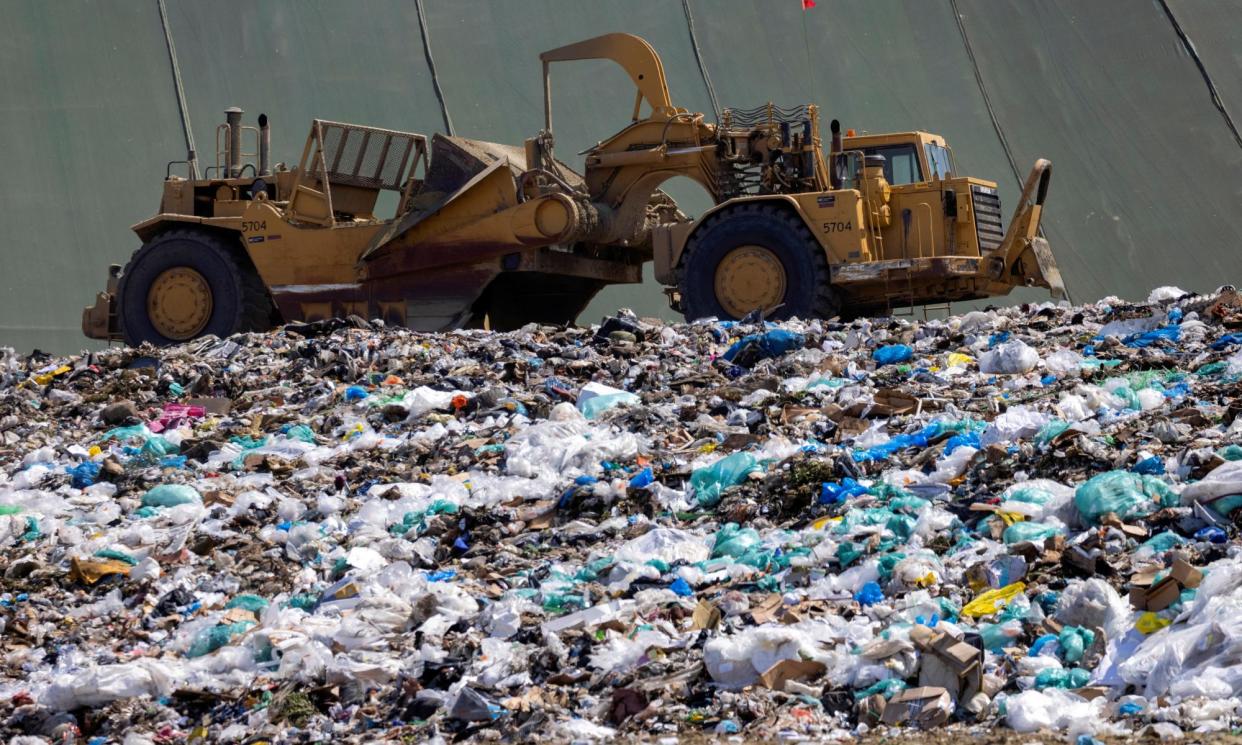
[862,144,922,185]
[924,143,954,179]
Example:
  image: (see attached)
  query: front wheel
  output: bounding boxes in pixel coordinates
[116,228,272,347]
[677,203,840,321]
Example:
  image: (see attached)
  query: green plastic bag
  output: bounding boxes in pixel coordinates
[1141,531,1187,554]
[1034,667,1091,690]
[285,424,318,444]
[711,523,762,559]
[1005,486,1055,504]
[142,484,201,507]
[225,594,269,612]
[1074,471,1177,525]
[853,678,907,700]
[1058,625,1094,663]
[187,621,256,657]
[1003,521,1061,545]
[1035,420,1070,446]
[691,452,760,507]
[94,548,137,565]
[1218,444,1242,461]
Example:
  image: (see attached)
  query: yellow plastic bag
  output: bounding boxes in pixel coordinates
[1136,611,1171,635]
[33,365,71,386]
[947,353,974,368]
[961,581,1026,618]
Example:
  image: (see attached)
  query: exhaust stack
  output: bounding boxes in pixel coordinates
[829,118,843,189]
[258,113,271,176]
[225,106,243,178]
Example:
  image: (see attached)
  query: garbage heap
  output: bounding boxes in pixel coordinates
[5,286,1242,743]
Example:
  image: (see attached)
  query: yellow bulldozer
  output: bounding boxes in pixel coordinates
[83,33,1064,346]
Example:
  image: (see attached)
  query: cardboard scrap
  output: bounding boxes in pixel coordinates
[910,623,984,702]
[758,659,827,692]
[748,594,784,625]
[691,600,721,630]
[203,490,235,508]
[1130,556,1203,611]
[880,686,953,728]
[223,607,258,625]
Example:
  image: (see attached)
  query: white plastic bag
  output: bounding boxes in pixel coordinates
[979,339,1040,374]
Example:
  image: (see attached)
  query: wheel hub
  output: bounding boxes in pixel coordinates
[147,267,212,340]
[713,245,787,319]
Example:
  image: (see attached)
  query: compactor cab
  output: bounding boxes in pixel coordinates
[653,115,1064,320]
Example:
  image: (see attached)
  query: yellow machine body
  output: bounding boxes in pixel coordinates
[84,33,1063,345]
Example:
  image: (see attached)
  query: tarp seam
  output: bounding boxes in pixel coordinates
[157,0,198,179]
[682,0,720,122]
[949,0,1022,189]
[1156,0,1242,150]
[415,0,455,136]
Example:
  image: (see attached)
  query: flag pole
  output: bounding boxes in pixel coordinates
[801,0,819,100]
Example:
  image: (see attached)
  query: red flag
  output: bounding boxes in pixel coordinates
[802,0,815,8]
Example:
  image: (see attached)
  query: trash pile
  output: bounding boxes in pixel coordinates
[5,286,1242,742]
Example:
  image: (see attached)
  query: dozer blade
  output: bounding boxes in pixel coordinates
[360,134,588,266]
[989,159,1068,302]
[1028,236,1067,301]
[360,134,527,263]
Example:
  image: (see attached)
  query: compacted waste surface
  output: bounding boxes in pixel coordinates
[5,286,1242,742]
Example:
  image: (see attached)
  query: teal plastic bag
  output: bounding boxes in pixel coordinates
[1034,667,1091,690]
[1005,486,1055,505]
[285,424,318,444]
[225,594,269,612]
[1058,625,1095,663]
[187,621,255,657]
[691,452,759,507]
[1141,531,1187,554]
[1074,471,1177,525]
[579,391,640,419]
[142,484,201,507]
[1003,521,1061,545]
[711,523,762,559]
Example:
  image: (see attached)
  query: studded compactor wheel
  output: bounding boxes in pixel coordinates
[678,203,841,321]
[116,228,271,347]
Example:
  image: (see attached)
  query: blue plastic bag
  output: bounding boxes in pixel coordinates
[628,467,654,488]
[1123,325,1180,349]
[68,461,101,488]
[819,478,869,504]
[873,344,913,366]
[669,577,694,596]
[722,329,805,366]
[1131,456,1165,475]
[854,582,884,606]
[853,423,941,462]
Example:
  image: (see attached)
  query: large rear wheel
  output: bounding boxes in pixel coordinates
[117,228,272,346]
[678,203,840,321]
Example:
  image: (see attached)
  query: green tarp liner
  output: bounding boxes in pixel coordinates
[2,0,1241,351]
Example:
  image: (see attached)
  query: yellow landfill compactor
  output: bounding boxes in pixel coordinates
[83,33,1064,346]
